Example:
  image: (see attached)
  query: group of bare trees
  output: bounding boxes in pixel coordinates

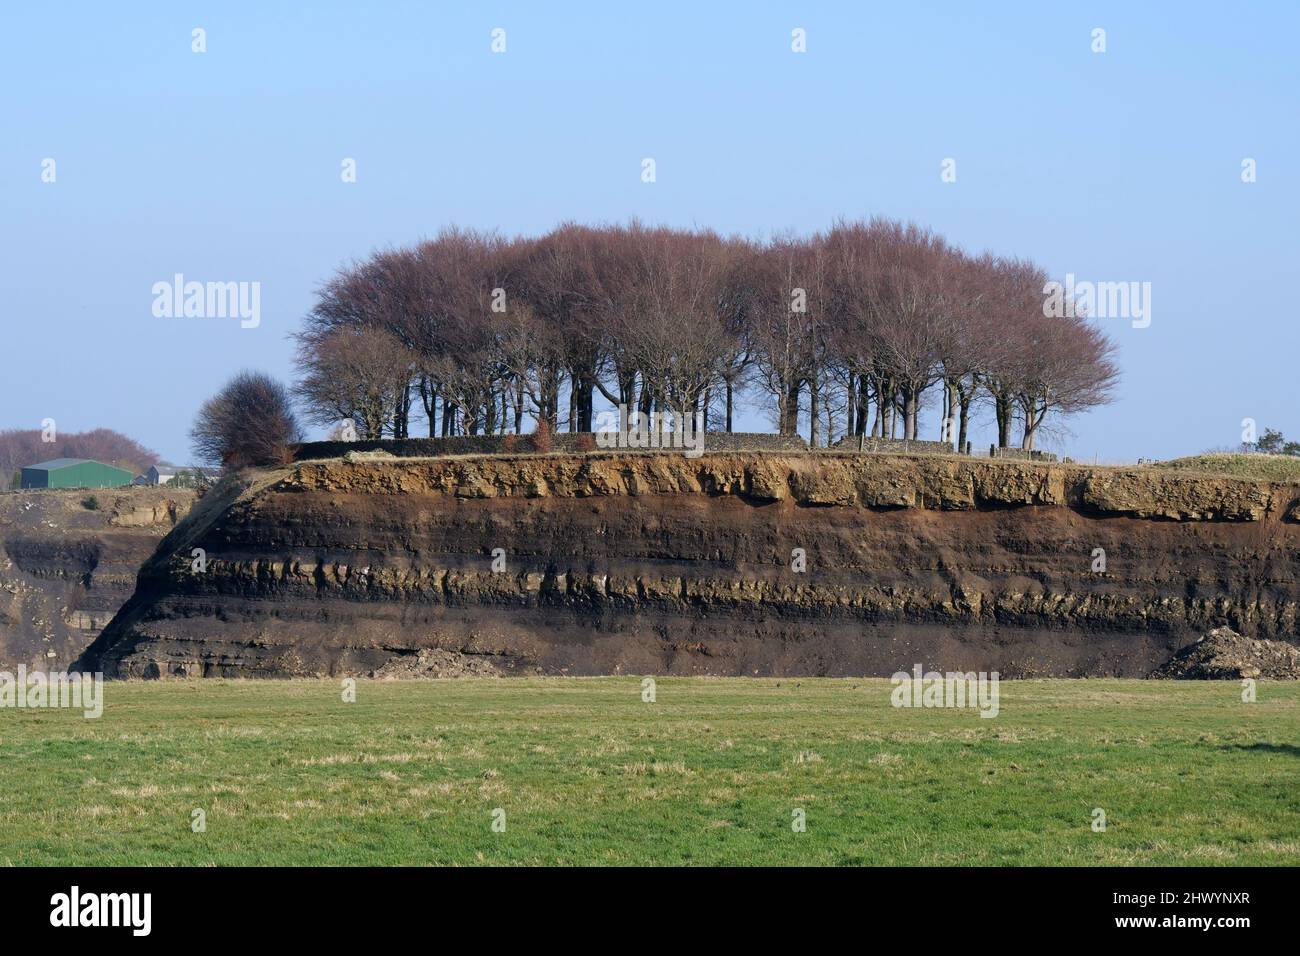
[1,428,157,486]
[292,218,1119,451]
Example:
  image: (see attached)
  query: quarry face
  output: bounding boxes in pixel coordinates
[0,488,195,670]
[75,452,1300,679]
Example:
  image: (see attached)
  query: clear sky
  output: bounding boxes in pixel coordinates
[3,2,1296,463]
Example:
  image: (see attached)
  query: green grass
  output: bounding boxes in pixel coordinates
[3,678,1298,865]
[1156,453,1300,483]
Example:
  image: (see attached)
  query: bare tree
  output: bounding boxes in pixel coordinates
[519,224,610,431]
[615,226,736,422]
[979,258,1044,448]
[711,237,757,432]
[748,235,824,437]
[862,221,951,441]
[291,218,1120,453]
[933,251,1002,451]
[1015,310,1119,450]
[0,428,158,481]
[191,371,302,469]
[294,327,413,438]
[304,249,422,436]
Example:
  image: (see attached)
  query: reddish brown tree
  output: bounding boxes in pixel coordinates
[292,218,1120,453]
[978,258,1046,448]
[747,235,828,438]
[0,428,158,480]
[191,371,302,469]
[1014,310,1120,450]
[293,326,413,438]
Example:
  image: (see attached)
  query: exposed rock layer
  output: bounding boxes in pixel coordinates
[78,453,1300,678]
[0,488,195,668]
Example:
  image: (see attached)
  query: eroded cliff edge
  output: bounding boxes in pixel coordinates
[78,452,1300,678]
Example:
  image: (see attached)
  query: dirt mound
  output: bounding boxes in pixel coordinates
[1151,627,1300,679]
[368,648,508,679]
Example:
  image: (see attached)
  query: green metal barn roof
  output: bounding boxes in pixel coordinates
[25,458,97,470]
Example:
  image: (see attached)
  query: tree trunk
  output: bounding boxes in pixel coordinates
[541,364,561,431]
[809,377,821,448]
[958,388,974,454]
[574,376,586,432]
[945,379,959,450]
[857,375,870,436]
[902,389,916,441]
[420,380,438,438]
[781,380,801,436]
[1021,402,1041,450]
[994,392,1013,447]
[637,375,653,416]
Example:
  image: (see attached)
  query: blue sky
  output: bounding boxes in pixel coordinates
[2,2,1296,463]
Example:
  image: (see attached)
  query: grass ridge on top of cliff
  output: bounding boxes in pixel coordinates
[1156,453,1300,483]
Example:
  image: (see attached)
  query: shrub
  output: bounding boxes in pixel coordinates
[81,495,100,510]
[529,417,553,453]
[190,371,303,470]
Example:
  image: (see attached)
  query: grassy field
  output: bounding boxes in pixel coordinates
[2,678,1298,866]
[1156,452,1300,482]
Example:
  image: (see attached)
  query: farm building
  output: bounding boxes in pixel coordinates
[20,458,135,489]
[139,465,178,485]
[134,464,220,487]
